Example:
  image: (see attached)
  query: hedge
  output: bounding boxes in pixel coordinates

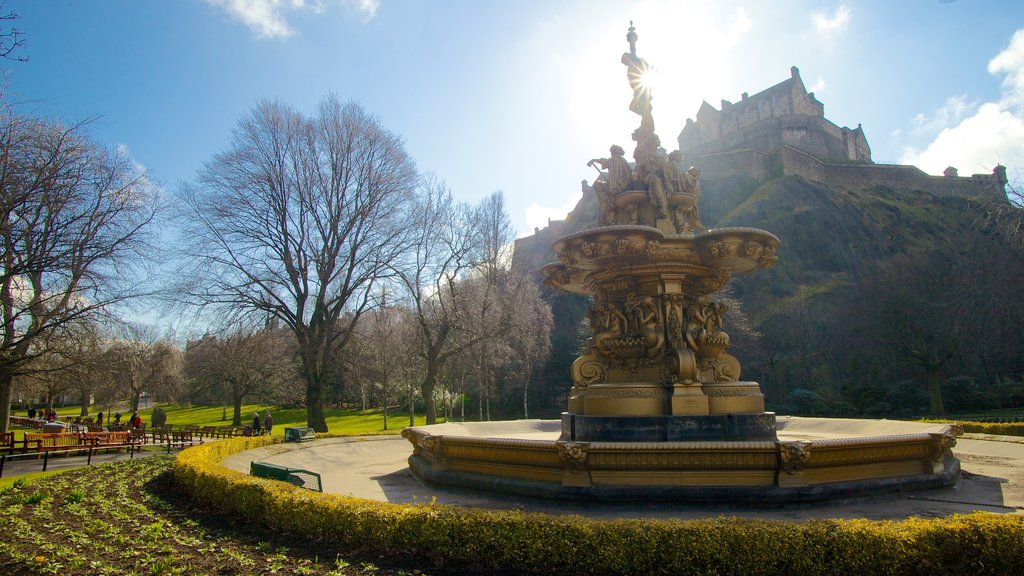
[920,419,1024,437]
[174,436,1024,576]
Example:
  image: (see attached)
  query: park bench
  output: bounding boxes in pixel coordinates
[83,431,134,452]
[250,461,322,491]
[171,430,195,448]
[283,427,316,443]
[130,427,147,444]
[200,426,219,439]
[24,432,91,453]
[150,427,171,445]
[7,416,42,429]
[0,432,30,455]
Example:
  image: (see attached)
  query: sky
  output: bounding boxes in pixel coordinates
[4,0,1024,239]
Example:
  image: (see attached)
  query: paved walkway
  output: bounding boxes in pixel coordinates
[222,433,1024,521]
[0,445,177,479]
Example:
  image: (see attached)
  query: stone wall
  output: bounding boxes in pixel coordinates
[682,144,1007,201]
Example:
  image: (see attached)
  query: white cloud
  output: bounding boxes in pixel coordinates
[908,94,974,136]
[900,103,1024,174]
[989,28,1024,109]
[205,0,378,40]
[811,4,851,37]
[807,77,827,94]
[900,28,1024,175]
[523,191,582,236]
[350,0,380,20]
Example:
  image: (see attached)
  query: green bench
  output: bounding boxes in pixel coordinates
[283,427,316,442]
[250,461,322,491]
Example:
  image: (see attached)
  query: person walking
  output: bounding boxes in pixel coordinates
[262,411,273,436]
[252,412,261,436]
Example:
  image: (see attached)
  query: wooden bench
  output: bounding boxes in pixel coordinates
[150,427,171,445]
[171,430,195,448]
[130,427,147,444]
[24,433,91,453]
[0,432,28,455]
[83,431,134,451]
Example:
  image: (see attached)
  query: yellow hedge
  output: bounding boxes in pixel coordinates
[920,419,1024,437]
[175,436,1024,576]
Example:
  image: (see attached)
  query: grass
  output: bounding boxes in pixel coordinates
[27,404,433,436]
[0,456,435,575]
[0,470,62,491]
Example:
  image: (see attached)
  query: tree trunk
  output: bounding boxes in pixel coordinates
[420,363,438,424]
[0,369,12,434]
[81,391,90,416]
[522,368,531,419]
[306,376,328,432]
[408,383,415,427]
[926,368,945,415]
[232,395,243,427]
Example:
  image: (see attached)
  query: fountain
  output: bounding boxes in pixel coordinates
[403,24,960,502]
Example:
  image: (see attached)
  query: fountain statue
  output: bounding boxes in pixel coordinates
[402,24,960,502]
[544,22,780,442]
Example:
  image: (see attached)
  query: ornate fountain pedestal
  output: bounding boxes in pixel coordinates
[541,224,780,443]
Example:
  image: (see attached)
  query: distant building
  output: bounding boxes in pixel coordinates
[678,66,871,164]
[675,66,1007,200]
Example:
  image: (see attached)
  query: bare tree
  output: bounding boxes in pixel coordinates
[104,324,183,413]
[0,112,157,433]
[185,328,293,426]
[0,2,26,62]
[176,96,417,432]
[345,300,419,429]
[502,273,552,419]
[392,177,487,424]
[49,319,107,417]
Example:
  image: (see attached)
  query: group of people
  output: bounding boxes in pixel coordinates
[111,411,144,430]
[248,411,273,436]
[27,407,59,422]
[26,407,144,430]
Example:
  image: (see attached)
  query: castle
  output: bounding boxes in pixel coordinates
[676,66,1007,199]
[514,66,1010,264]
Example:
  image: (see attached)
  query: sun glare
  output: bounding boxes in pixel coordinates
[570,2,753,163]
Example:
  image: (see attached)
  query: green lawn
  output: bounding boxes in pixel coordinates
[2,406,433,485]
[0,469,62,491]
[21,403,432,436]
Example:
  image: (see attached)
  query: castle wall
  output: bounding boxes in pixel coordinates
[680,144,1006,201]
[685,148,771,180]
[773,146,1007,200]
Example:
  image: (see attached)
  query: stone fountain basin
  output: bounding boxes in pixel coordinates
[541,226,780,295]
[403,417,961,504]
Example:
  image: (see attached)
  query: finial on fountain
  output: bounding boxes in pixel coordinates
[621,23,652,125]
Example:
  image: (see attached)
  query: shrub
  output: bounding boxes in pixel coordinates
[174,436,1024,575]
[920,419,1024,437]
[151,406,167,428]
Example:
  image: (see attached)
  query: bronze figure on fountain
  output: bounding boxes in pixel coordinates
[544,23,781,441]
